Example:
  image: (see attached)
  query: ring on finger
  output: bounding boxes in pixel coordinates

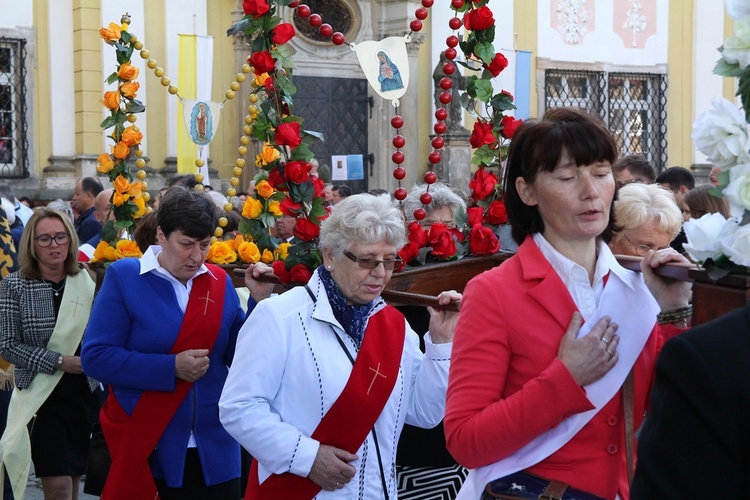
[600,337,610,344]
[606,348,613,355]
[336,482,342,488]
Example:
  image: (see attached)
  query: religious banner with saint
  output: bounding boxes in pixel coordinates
[353,36,410,102]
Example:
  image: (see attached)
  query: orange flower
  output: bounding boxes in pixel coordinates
[133,196,147,218]
[241,197,263,219]
[114,239,142,259]
[93,241,117,262]
[267,199,282,216]
[121,126,143,146]
[260,249,274,264]
[120,81,140,98]
[255,143,280,167]
[96,153,115,174]
[113,175,130,194]
[112,192,128,207]
[128,181,143,199]
[100,91,120,110]
[99,22,122,42]
[254,72,269,87]
[112,141,130,160]
[255,180,275,199]
[206,241,238,265]
[237,240,261,263]
[118,63,139,81]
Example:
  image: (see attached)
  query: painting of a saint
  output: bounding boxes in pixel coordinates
[377,51,404,92]
[189,101,213,145]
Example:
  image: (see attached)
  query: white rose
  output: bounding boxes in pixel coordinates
[723,18,750,69]
[726,0,750,20]
[722,163,750,217]
[683,212,739,263]
[691,98,750,168]
[721,223,750,267]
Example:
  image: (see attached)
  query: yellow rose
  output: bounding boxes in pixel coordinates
[254,72,269,87]
[112,141,130,160]
[121,126,143,146]
[206,241,237,265]
[255,180,275,199]
[237,240,261,264]
[255,143,281,168]
[100,91,121,110]
[93,241,117,262]
[241,197,263,219]
[112,192,128,207]
[275,241,291,260]
[113,175,130,194]
[114,239,142,259]
[128,181,143,199]
[267,200,282,216]
[99,22,122,42]
[118,63,139,81]
[133,196,147,218]
[260,249,274,264]
[120,81,139,98]
[97,153,115,174]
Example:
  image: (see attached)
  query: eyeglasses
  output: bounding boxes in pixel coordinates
[343,251,403,271]
[423,220,456,229]
[625,235,655,257]
[35,232,71,247]
[617,178,644,189]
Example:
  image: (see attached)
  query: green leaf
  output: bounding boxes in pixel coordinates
[475,25,496,45]
[309,196,328,223]
[105,72,120,85]
[302,130,324,144]
[474,79,495,103]
[275,73,297,96]
[471,145,499,167]
[289,180,315,203]
[274,44,297,69]
[121,31,132,44]
[125,99,146,114]
[289,143,314,162]
[474,42,496,66]
[713,56,744,78]
[227,18,251,37]
[100,116,117,129]
[490,93,517,112]
[101,221,118,244]
[464,75,480,99]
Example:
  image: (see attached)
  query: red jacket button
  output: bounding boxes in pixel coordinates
[607,415,618,426]
[607,444,618,454]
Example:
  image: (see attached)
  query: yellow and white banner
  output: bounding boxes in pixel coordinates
[177,34,217,185]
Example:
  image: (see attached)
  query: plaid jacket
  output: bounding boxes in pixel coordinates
[0,271,99,390]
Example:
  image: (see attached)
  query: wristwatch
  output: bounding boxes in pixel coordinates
[56,355,63,370]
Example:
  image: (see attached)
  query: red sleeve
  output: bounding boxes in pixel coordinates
[444,272,595,469]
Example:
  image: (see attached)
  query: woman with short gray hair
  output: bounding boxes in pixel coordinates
[402,182,466,229]
[220,193,461,499]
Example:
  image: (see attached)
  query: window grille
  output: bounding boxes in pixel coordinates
[543,68,668,169]
[0,37,28,178]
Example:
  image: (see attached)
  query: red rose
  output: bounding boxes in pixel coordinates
[283,161,309,183]
[294,217,320,242]
[484,200,508,225]
[267,168,287,191]
[408,221,429,248]
[274,122,302,148]
[468,225,500,255]
[264,77,275,91]
[467,206,484,227]
[470,120,496,149]
[249,51,275,75]
[469,167,498,201]
[484,53,509,77]
[501,89,514,100]
[290,264,313,284]
[272,260,292,283]
[430,230,457,258]
[271,23,296,44]
[463,6,494,31]
[310,174,325,197]
[398,241,420,268]
[500,115,523,139]
[280,197,301,216]
[243,0,270,17]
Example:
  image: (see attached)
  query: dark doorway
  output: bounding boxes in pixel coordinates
[293,76,371,194]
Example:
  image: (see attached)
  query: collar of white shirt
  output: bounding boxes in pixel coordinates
[139,245,215,312]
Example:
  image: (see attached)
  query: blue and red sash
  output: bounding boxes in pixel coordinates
[246,304,406,500]
[100,265,227,500]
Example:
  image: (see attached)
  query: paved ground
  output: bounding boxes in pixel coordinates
[24,464,98,500]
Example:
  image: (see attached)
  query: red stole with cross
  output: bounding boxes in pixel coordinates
[99,265,227,500]
[246,304,406,500]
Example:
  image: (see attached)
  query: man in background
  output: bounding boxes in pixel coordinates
[331,184,351,204]
[656,167,695,254]
[72,177,104,243]
[613,154,657,187]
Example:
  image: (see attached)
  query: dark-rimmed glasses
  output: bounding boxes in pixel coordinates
[35,232,71,247]
[343,251,403,270]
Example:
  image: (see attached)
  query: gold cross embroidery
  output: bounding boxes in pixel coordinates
[367,363,387,395]
[70,297,84,317]
[199,292,215,315]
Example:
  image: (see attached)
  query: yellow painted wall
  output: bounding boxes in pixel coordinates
[72,0,102,154]
[667,2,694,169]
[142,2,168,169]
[514,0,537,119]
[33,1,51,175]
[723,12,736,101]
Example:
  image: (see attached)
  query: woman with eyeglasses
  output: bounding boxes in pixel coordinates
[0,207,98,499]
[444,109,692,500]
[220,193,461,499]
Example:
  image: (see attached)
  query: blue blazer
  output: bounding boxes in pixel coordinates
[82,258,253,487]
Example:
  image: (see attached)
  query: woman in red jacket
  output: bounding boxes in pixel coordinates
[444,108,691,500]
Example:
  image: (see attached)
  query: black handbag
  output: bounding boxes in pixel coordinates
[482,471,606,500]
[83,421,111,496]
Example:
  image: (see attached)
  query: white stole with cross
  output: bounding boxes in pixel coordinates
[0,271,94,499]
[456,268,660,499]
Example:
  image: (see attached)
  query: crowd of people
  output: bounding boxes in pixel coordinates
[0,107,747,500]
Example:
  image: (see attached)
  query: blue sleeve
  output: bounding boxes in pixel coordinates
[81,261,177,392]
